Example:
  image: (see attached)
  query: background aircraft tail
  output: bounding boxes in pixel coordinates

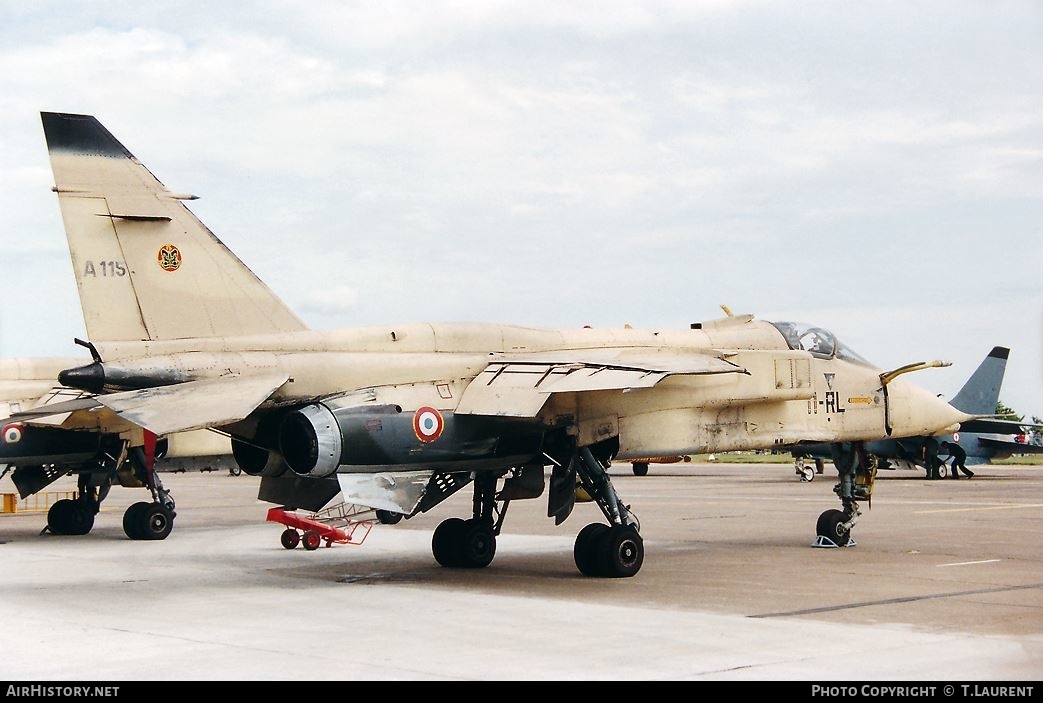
[41,112,307,343]
[948,346,1009,415]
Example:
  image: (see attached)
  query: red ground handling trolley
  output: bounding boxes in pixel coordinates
[266,502,380,551]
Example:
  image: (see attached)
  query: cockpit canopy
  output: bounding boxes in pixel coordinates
[769,321,874,367]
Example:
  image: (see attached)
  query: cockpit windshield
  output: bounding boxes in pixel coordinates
[769,321,874,367]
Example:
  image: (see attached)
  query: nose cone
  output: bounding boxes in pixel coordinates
[887,379,972,437]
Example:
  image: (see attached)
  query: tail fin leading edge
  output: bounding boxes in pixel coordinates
[948,346,1009,415]
[41,112,307,343]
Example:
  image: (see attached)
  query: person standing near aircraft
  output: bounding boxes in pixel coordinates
[922,436,942,479]
[940,440,974,479]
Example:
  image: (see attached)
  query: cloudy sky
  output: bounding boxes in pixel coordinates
[1,1,1040,418]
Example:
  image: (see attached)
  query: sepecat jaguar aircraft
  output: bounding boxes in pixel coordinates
[4,112,969,577]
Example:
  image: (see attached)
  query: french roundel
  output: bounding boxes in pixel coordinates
[2,423,24,444]
[413,406,444,443]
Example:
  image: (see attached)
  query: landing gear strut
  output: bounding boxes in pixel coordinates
[571,447,643,577]
[431,472,500,569]
[45,461,112,536]
[429,443,643,577]
[815,442,876,547]
[120,441,176,541]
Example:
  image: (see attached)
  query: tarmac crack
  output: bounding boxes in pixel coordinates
[749,581,1043,618]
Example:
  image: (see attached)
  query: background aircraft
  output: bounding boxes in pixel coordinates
[7,111,969,577]
[790,346,1043,480]
[1,356,233,537]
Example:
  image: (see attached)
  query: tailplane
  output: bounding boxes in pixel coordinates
[948,346,1009,415]
[41,112,307,343]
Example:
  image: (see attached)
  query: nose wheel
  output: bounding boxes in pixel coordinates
[815,509,852,547]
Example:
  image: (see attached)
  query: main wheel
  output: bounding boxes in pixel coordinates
[280,528,300,549]
[376,509,403,525]
[574,523,610,576]
[458,519,496,568]
[816,509,850,547]
[800,466,815,482]
[432,517,467,567]
[47,499,76,535]
[302,530,322,551]
[141,503,174,540]
[598,526,644,578]
[632,462,649,477]
[122,501,152,540]
[66,502,95,535]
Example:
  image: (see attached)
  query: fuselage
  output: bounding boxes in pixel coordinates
[58,319,967,465]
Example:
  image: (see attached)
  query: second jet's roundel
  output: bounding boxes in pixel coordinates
[413,406,445,443]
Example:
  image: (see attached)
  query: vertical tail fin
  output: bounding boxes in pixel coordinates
[41,112,307,343]
[948,346,1009,415]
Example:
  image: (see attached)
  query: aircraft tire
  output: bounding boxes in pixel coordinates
[302,530,322,550]
[574,523,610,576]
[816,509,850,547]
[458,519,496,568]
[141,503,175,540]
[67,502,95,535]
[47,499,76,535]
[598,526,644,578]
[122,502,151,540]
[432,517,467,567]
[280,528,300,549]
[375,509,403,525]
[632,462,649,477]
[800,467,815,482]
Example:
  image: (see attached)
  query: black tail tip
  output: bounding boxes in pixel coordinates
[41,112,132,158]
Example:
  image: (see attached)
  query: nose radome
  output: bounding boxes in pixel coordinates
[887,379,973,437]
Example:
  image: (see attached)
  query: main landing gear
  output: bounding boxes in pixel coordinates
[45,462,111,537]
[430,444,644,578]
[121,443,176,540]
[569,447,643,577]
[432,472,500,569]
[45,474,102,536]
[44,440,177,540]
[814,442,876,547]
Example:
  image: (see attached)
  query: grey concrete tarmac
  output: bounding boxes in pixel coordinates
[1,461,1041,681]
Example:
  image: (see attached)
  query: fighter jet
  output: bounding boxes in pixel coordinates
[8,112,969,577]
[790,346,1043,480]
[1,356,232,536]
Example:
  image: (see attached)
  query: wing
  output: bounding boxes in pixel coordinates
[455,351,747,417]
[0,385,97,426]
[7,373,289,435]
[959,417,1043,434]
[975,437,1043,455]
